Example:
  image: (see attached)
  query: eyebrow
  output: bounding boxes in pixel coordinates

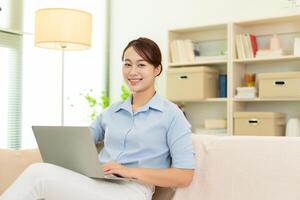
[124,58,146,62]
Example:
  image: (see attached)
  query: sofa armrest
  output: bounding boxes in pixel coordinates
[0,149,42,194]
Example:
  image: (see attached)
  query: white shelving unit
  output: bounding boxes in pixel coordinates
[167,14,300,135]
[168,23,230,134]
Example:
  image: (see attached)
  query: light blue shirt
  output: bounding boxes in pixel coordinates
[89,93,195,169]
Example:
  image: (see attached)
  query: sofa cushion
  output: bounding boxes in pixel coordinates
[0,149,42,194]
[173,135,300,200]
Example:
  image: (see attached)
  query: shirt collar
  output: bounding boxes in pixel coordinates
[114,92,164,113]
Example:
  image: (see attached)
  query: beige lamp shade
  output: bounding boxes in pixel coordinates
[35,8,92,50]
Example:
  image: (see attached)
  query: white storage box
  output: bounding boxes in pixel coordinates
[166,66,218,102]
[258,71,300,98]
[234,112,286,136]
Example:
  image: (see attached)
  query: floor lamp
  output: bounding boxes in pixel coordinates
[35,8,92,126]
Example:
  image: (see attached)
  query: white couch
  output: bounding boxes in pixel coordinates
[173,135,300,200]
[1,135,300,200]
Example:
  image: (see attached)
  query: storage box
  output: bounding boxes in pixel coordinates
[234,112,286,136]
[166,66,218,101]
[258,72,300,98]
[204,119,227,129]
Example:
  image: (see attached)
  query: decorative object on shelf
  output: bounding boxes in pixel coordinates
[218,74,227,97]
[255,34,290,58]
[204,119,227,129]
[256,49,285,57]
[193,41,201,57]
[235,87,257,99]
[293,37,300,55]
[270,34,281,50]
[286,118,300,137]
[35,8,92,126]
[244,73,256,87]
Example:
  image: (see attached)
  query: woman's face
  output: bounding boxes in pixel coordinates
[122,47,161,94]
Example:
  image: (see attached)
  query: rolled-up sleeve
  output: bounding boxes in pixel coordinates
[89,113,105,144]
[167,110,195,169]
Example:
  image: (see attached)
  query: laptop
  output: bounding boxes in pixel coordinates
[32,126,131,181]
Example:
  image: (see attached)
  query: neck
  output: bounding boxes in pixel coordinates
[131,87,156,111]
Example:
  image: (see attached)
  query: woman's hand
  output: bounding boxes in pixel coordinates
[102,161,135,179]
[102,162,194,187]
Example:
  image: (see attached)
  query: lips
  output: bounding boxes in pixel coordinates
[128,78,143,85]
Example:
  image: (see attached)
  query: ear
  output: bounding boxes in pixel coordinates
[154,65,162,76]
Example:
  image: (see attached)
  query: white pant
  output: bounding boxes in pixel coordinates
[1,163,154,200]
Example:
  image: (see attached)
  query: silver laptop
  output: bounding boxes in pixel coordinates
[32,126,130,181]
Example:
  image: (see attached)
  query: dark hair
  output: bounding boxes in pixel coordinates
[122,37,162,76]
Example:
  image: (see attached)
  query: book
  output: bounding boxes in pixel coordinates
[249,34,258,57]
[219,74,227,97]
[243,34,252,58]
[170,40,195,63]
[235,34,243,59]
[235,86,257,99]
[235,33,258,59]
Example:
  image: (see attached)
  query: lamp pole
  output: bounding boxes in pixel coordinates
[35,8,92,127]
[61,46,66,126]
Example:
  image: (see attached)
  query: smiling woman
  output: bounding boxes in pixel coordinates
[2,37,195,200]
[121,38,162,110]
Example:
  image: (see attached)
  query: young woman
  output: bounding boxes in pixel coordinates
[1,37,195,200]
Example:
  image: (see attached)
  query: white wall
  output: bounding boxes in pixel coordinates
[109,0,300,102]
[21,0,107,148]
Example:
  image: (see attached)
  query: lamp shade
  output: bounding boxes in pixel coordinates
[35,8,92,50]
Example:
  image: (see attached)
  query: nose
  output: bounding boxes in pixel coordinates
[128,66,139,75]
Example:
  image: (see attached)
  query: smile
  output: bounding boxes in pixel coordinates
[128,78,143,85]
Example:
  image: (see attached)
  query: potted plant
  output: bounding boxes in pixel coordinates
[82,84,130,121]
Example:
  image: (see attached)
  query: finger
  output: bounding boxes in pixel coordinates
[104,169,114,175]
[102,163,114,171]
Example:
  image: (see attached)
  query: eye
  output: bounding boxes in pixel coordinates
[137,63,146,68]
[123,63,132,67]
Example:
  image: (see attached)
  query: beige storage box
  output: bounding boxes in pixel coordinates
[234,112,286,136]
[166,66,218,102]
[258,71,300,98]
[204,119,227,129]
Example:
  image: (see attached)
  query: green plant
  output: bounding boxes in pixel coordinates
[121,84,130,100]
[82,84,130,121]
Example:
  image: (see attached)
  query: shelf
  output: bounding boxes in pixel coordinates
[167,14,300,135]
[169,59,227,67]
[175,98,227,103]
[233,98,300,102]
[201,98,227,102]
[233,55,300,64]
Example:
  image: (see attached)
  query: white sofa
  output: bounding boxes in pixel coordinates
[173,135,300,200]
[1,135,300,200]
